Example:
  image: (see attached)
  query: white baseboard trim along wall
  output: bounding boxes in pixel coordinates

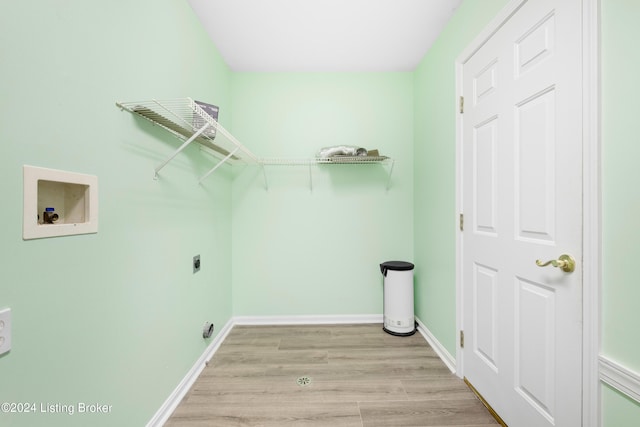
[599,355,640,404]
[146,319,235,427]
[415,317,456,374]
[233,314,383,325]
[147,314,454,426]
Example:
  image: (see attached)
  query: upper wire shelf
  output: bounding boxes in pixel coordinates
[116,98,259,181]
[261,156,391,165]
[116,97,394,187]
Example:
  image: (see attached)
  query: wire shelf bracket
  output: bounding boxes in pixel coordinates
[154,122,210,179]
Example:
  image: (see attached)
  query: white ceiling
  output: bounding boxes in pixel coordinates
[187,0,463,72]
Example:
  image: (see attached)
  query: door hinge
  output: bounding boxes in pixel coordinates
[460,330,465,348]
[459,96,464,114]
[459,213,464,231]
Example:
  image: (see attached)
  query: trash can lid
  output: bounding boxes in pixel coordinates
[380,261,414,276]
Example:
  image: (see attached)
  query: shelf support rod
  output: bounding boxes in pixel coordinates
[198,147,240,184]
[261,164,269,191]
[386,159,395,191]
[154,123,210,179]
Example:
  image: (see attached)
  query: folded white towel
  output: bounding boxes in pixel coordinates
[317,145,368,158]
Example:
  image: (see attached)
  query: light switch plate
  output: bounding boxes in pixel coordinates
[0,308,12,355]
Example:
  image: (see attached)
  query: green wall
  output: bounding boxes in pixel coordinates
[0,1,234,426]
[602,383,640,427]
[601,0,640,423]
[413,0,510,355]
[230,73,414,316]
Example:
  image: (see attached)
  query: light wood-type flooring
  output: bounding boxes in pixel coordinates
[166,324,500,427]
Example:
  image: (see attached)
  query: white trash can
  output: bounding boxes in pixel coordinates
[380,261,416,336]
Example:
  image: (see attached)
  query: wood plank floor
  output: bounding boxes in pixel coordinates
[166,324,500,427]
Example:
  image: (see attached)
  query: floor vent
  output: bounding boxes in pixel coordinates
[296,376,312,387]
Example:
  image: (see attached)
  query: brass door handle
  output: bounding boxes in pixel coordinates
[535,254,576,273]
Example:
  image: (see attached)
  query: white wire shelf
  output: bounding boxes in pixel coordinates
[116,98,259,181]
[260,156,391,165]
[260,156,395,191]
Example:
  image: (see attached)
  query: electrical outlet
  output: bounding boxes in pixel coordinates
[193,255,201,274]
[0,308,12,356]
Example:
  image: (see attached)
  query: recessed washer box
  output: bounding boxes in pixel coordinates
[23,165,98,240]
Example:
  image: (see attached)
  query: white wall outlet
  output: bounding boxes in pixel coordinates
[0,308,11,356]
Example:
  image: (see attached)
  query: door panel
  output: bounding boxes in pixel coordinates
[473,117,498,235]
[474,60,499,104]
[515,88,556,242]
[473,263,499,371]
[515,13,555,76]
[515,277,556,420]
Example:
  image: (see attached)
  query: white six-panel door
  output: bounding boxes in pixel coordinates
[459,0,583,426]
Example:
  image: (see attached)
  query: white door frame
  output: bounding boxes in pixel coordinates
[454,0,601,425]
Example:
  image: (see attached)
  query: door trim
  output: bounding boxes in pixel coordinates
[454,1,601,426]
[580,1,602,426]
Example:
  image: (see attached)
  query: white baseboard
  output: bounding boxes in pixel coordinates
[415,317,456,374]
[233,314,383,325]
[146,318,235,427]
[599,355,640,404]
